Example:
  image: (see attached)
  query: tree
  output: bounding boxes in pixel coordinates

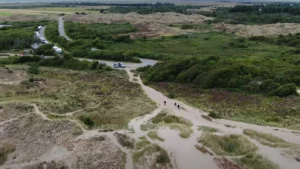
[27,63,40,75]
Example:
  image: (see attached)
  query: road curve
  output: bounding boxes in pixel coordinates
[78,58,158,69]
[58,16,72,41]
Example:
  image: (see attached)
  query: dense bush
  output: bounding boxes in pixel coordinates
[34,44,55,56]
[269,83,298,97]
[139,56,299,96]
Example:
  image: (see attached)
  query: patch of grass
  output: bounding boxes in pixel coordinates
[133,144,171,166]
[169,123,193,138]
[114,133,135,149]
[234,152,279,169]
[194,144,213,155]
[135,139,150,150]
[147,131,164,141]
[198,126,218,133]
[199,133,257,156]
[142,111,193,138]
[243,129,293,148]
[152,112,192,126]
[0,143,15,165]
[141,123,156,131]
[0,11,12,16]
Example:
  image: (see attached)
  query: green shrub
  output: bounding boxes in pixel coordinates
[269,83,297,97]
[79,115,95,129]
[27,63,40,75]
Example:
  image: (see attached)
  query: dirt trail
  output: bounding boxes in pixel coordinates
[125,68,300,169]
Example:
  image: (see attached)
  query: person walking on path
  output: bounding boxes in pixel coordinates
[174,102,177,106]
[164,101,166,106]
[177,104,180,110]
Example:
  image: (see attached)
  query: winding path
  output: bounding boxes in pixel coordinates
[124,68,300,169]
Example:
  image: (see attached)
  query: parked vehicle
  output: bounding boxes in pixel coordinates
[114,62,126,68]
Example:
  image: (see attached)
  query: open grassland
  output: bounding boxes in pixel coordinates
[0,11,12,16]
[199,133,257,156]
[0,65,156,130]
[149,83,300,130]
[109,32,293,58]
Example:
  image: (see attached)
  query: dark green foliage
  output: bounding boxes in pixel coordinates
[139,55,299,96]
[35,44,55,56]
[64,22,136,40]
[209,3,300,24]
[208,111,219,118]
[71,49,141,63]
[27,63,40,75]
[79,115,95,129]
[269,83,298,97]
[260,80,280,93]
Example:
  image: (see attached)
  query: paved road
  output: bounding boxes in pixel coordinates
[78,58,158,69]
[58,16,72,41]
[39,26,47,41]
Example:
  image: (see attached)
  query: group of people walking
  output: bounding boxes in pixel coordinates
[163,101,180,110]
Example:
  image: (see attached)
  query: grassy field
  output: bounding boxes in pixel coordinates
[0,11,12,16]
[109,32,295,58]
[0,65,156,130]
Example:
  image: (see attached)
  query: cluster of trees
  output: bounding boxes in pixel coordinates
[138,56,299,97]
[71,49,141,63]
[107,5,202,14]
[3,55,111,71]
[206,3,300,24]
[249,33,300,48]
[34,44,55,56]
[0,26,35,51]
[229,4,300,15]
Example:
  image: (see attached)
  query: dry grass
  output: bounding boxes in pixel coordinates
[243,129,293,148]
[1,66,156,130]
[194,144,213,155]
[234,152,279,169]
[198,126,218,133]
[133,143,173,169]
[199,133,257,156]
[141,111,193,138]
[148,131,164,141]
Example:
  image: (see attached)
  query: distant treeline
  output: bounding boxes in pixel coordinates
[229,4,300,15]
[0,2,175,9]
[105,5,203,14]
[204,3,300,24]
